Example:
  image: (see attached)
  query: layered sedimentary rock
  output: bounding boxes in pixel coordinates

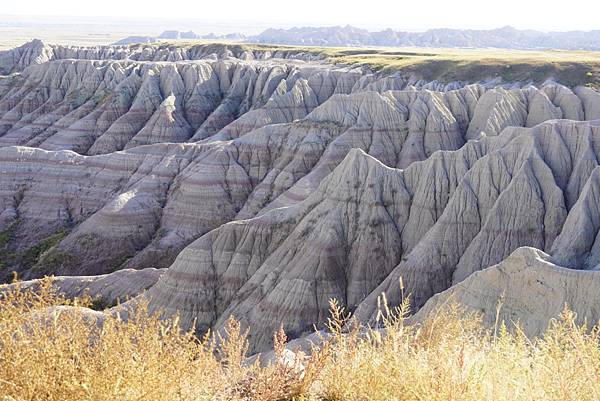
[0,40,324,76]
[3,40,597,157]
[354,119,600,323]
[0,56,352,153]
[266,246,600,355]
[2,71,596,281]
[0,40,54,75]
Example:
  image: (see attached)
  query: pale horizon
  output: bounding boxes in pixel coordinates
[1,0,599,32]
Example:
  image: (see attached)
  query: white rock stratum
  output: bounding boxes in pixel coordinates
[412,247,600,337]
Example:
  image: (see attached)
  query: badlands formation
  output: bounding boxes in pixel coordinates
[1,40,600,352]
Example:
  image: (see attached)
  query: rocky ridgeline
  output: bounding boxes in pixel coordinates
[1,40,600,352]
[0,41,504,157]
[110,30,249,44]
[0,268,165,307]
[0,40,331,75]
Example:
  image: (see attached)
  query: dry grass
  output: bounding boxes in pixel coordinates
[318,298,600,401]
[0,279,599,401]
[0,279,322,401]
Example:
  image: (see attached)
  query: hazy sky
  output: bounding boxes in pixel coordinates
[2,0,599,32]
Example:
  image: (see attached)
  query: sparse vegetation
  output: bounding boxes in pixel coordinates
[0,224,69,280]
[0,221,68,279]
[107,254,134,273]
[0,220,19,250]
[87,295,116,311]
[19,232,68,268]
[0,281,598,401]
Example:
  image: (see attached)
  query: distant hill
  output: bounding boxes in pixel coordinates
[111,26,600,50]
[158,30,202,40]
[112,31,247,45]
[251,25,600,50]
[158,30,247,41]
[112,36,158,45]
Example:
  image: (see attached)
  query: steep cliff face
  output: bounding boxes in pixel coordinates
[354,120,600,324]
[1,41,600,352]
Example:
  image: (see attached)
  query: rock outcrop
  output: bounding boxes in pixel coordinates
[1,268,165,307]
[0,56,349,153]
[112,36,159,46]
[412,247,600,337]
[0,40,325,76]
[159,31,201,40]
[354,119,600,323]
[0,40,54,75]
[155,30,246,41]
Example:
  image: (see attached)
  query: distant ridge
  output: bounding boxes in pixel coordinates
[112,30,247,45]
[113,36,158,45]
[112,25,600,50]
[158,30,247,41]
[251,25,600,50]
